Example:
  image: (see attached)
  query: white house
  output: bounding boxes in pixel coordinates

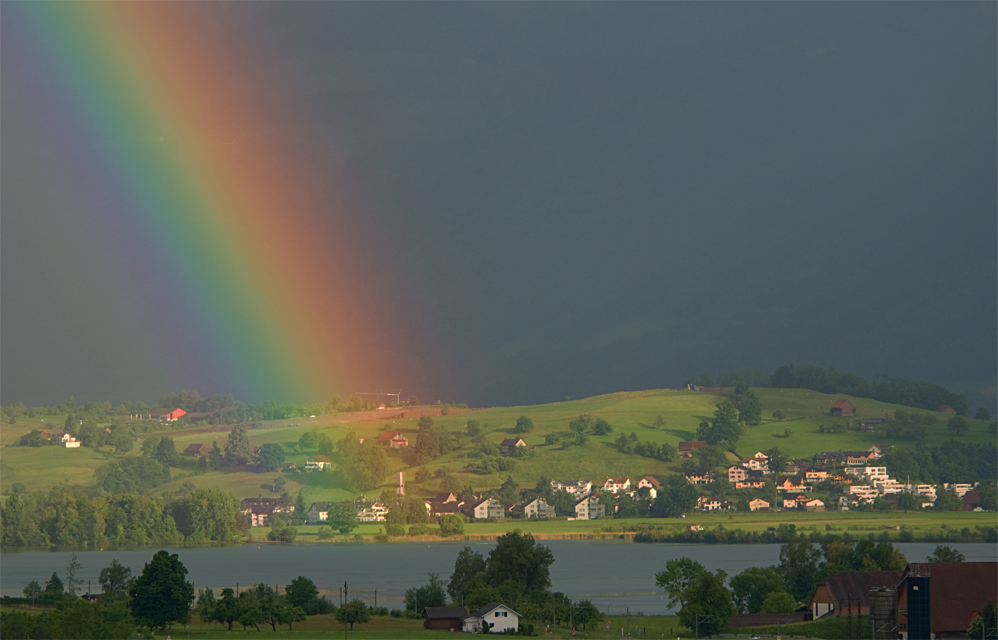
[61,433,81,448]
[471,498,503,520]
[355,499,388,522]
[749,498,770,512]
[550,480,592,497]
[308,502,331,522]
[463,603,520,634]
[304,455,332,471]
[523,497,556,519]
[573,495,605,520]
[602,477,631,493]
[728,466,748,482]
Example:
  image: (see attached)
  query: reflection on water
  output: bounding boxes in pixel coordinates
[2,541,995,614]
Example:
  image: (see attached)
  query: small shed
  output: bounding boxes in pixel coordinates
[423,606,467,631]
[830,400,854,417]
[499,438,526,455]
[183,443,210,458]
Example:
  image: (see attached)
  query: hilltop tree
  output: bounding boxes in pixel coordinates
[947,415,970,436]
[593,418,614,435]
[569,414,594,434]
[738,391,763,425]
[224,425,254,465]
[339,432,389,490]
[256,443,285,472]
[697,402,743,447]
[154,437,177,465]
[515,416,535,433]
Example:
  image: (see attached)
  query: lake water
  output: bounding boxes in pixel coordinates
[2,542,995,614]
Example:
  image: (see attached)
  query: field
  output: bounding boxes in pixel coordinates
[1,387,994,508]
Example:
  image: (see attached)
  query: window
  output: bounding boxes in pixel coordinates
[495,612,500,617]
[503,611,508,617]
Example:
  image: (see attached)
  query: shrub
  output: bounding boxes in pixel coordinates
[386,524,405,536]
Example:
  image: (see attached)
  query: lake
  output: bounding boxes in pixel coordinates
[2,541,995,614]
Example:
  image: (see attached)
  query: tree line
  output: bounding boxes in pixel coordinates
[686,363,972,415]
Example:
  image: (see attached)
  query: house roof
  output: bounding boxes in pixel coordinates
[605,477,629,484]
[183,443,207,452]
[309,455,332,463]
[423,606,468,620]
[469,602,520,618]
[640,476,661,488]
[678,440,706,451]
[378,431,401,442]
[812,571,903,610]
[962,490,981,508]
[500,438,525,446]
[150,408,183,416]
[684,468,709,476]
[904,563,998,633]
[309,502,332,511]
[831,400,854,409]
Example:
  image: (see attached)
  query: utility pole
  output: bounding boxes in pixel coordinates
[569,599,573,635]
[344,581,348,640]
[626,607,630,638]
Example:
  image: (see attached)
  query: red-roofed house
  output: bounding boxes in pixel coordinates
[678,441,706,457]
[377,431,409,448]
[829,400,854,417]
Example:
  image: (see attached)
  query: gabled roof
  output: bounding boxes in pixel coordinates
[605,477,629,484]
[640,476,661,488]
[469,602,520,618]
[904,563,998,633]
[678,440,706,451]
[500,438,525,446]
[684,467,709,476]
[831,399,854,408]
[813,571,903,610]
[183,443,207,452]
[309,502,332,511]
[423,606,468,619]
[309,455,332,463]
[378,431,402,442]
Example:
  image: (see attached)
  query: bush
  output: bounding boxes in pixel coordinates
[390,609,403,618]
[317,526,334,539]
[386,524,405,537]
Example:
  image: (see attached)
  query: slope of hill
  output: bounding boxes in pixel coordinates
[1,387,994,506]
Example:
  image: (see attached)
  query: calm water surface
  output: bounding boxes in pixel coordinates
[2,542,995,614]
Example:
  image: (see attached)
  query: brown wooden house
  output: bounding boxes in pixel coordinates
[829,400,854,417]
[423,606,468,631]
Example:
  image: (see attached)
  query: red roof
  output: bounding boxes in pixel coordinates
[310,455,331,463]
[678,440,706,451]
[378,431,401,442]
[906,563,998,634]
[831,399,854,409]
[641,476,661,488]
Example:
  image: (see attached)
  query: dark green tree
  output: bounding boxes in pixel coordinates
[730,567,784,613]
[697,402,743,447]
[655,558,709,609]
[154,437,177,465]
[448,547,487,600]
[98,559,133,599]
[211,588,239,630]
[404,573,447,614]
[22,580,41,604]
[593,418,614,435]
[766,447,788,475]
[224,425,254,465]
[256,443,285,472]
[897,492,920,513]
[45,571,64,595]
[328,502,358,534]
[759,591,798,614]
[927,544,965,562]
[967,600,995,638]
[335,599,372,629]
[298,431,317,450]
[777,537,823,602]
[571,599,604,630]
[975,407,991,421]
[484,530,554,593]
[208,441,224,469]
[515,416,535,433]
[284,576,319,611]
[128,550,195,630]
[677,570,735,637]
[738,391,763,425]
[569,414,594,434]
[947,415,970,436]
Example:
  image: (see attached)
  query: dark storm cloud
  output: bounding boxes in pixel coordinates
[3,3,995,408]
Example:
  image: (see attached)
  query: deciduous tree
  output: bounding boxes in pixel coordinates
[128,550,195,630]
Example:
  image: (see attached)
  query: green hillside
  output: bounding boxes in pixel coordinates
[1,388,994,505]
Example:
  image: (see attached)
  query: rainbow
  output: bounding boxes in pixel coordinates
[4,3,400,402]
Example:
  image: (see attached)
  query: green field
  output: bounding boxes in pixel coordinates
[2,387,994,507]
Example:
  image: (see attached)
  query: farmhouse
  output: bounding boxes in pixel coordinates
[684,468,712,485]
[860,418,883,433]
[183,443,210,458]
[809,570,903,618]
[829,400,854,417]
[307,502,331,522]
[304,455,332,471]
[60,433,81,448]
[377,431,409,449]
[463,603,520,634]
[499,438,526,455]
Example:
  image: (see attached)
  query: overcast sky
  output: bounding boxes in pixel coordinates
[3,3,995,409]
